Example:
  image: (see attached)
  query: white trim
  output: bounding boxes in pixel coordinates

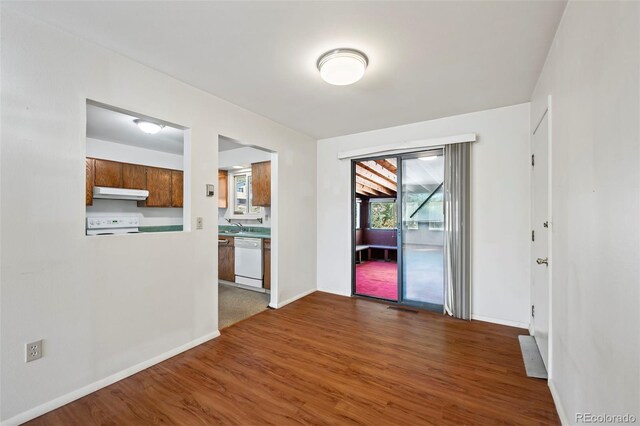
[317,288,352,298]
[548,379,569,425]
[1,331,221,426]
[337,133,476,160]
[472,314,529,330]
[270,288,315,309]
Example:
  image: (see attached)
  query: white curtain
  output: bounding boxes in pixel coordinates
[444,143,471,319]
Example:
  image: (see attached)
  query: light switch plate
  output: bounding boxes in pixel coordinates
[206,184,215,197]
[196,217,203,230]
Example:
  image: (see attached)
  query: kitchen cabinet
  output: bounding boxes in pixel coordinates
[171,170,183,208]
[94,159,123,188]
[251,161,270,207]
[86,157,182,208]
[218,170,228,208]
[122,163,147,190]
[218,236,235,281]
[263,238,271,290]
[143,167,172,207]
[86,158,95,206]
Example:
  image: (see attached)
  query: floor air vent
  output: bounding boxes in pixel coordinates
[387,306,419,314]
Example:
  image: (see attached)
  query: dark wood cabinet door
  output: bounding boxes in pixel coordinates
[145,167,172,207]
[86,158,95,206]
[94,159,123,188]
[251,161,271,206]
[218,170,228,208]
[218,236,235,281]
[171,170,183,207]
[263,238,271,289]
[122,163,147,190]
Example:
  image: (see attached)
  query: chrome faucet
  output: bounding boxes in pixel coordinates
[225,219,245,231]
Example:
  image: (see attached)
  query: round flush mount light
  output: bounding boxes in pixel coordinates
[134,119,164,135]
[317,48,368,86]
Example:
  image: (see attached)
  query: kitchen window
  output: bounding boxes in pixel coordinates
[229,171,262,218]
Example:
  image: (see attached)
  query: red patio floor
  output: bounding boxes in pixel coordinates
[355,260,398,301]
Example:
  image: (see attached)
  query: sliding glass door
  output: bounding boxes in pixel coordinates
[399,151,445,311]
[351,149,444,312]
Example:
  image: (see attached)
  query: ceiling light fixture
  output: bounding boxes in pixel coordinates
[134,119,164,135]
[317,48,368,86]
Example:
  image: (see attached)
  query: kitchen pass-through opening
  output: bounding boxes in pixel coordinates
[85,100,189,236]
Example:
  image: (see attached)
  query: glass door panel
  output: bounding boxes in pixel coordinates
[352,157,399,301]
[400,151,445,310]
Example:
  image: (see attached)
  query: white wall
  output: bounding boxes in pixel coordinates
[218,146,271,169]
[87,137,184,170]
[317,103,531,327]
[0,9,316,423]
[87,138,184,227]
[531,2,639,423]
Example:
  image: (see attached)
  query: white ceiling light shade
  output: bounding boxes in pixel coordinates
[317,48,368,86]
[133,119,164,134]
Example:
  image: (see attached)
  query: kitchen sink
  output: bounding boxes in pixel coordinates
[221,230,241,234]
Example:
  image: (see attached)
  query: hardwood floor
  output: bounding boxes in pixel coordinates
[28,292,559,425]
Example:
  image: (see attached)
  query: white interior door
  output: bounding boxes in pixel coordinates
[532,111,550,369]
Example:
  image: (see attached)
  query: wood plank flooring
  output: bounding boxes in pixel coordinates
[28,292,559,425]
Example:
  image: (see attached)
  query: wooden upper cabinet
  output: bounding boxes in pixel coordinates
[144,167,172,207]
[171,170,183,208]
[86,158,95,206]
[86,157,182,208]
[218,170,228,208]
[251,161,271,207]
[94,159,123,188]
[122,164,147,190]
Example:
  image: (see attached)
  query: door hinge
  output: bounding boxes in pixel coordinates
[531,154,535,166]
[531,305,535,318]
[531,230,535,242]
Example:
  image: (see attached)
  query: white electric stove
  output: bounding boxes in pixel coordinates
[86,216,140,236]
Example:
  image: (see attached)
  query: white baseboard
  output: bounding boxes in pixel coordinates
[270,288,315,309]
[548,379,569,425]
[316,288,351,298]
[472,314,529,330]
[1,331,221,426]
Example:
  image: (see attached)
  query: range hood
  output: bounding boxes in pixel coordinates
[93,186,149,201]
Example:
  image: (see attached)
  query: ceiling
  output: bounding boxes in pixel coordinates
[8,1,566,139]
[87,103,184,155]
[218,136,245,152]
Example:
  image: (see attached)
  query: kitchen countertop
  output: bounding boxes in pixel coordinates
[139,225,184,233]
[219,225,270,239]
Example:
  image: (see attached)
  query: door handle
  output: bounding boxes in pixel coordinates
[536,257,549,266]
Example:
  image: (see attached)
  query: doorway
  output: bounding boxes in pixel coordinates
[217,135,277,329]
[351,150,445,312]
[531,107,551,371]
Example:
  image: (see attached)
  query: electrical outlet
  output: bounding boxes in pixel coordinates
[196,217,203,230]
[25,340,43,362]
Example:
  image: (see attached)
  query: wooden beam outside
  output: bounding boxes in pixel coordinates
[359,161,397,184]
[355,183,380,196]
[355,164,397,192]
[355,175,394,196]
[375,159,397,174]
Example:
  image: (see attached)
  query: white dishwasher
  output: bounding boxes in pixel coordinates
[234,237,263,288]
